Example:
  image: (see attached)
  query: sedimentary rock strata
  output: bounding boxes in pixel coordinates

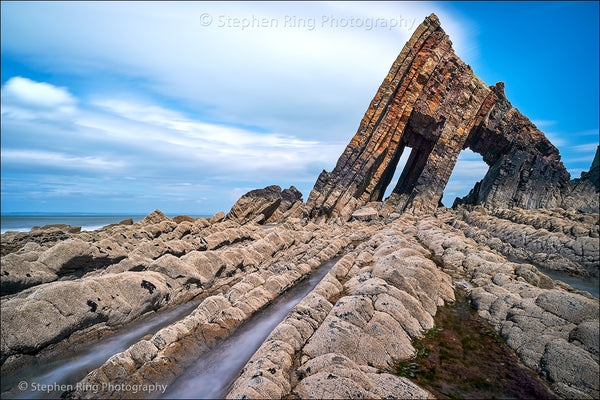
[66,221,360,399]
[415,216,599,399]
[2,12,599,400]
[449,206,599,276]
[562,146,600,213]
[1,210,301,370]
[227,217,453,399]
[226,185,303,225]
[4,204,597,399]
[304,14,572,222]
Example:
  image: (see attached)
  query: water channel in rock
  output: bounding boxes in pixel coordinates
[162,257,339,399]
[1,299,201,399]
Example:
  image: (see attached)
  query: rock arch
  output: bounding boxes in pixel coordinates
[304,14,570,222]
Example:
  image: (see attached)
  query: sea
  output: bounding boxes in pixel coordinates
[0,214,210,234]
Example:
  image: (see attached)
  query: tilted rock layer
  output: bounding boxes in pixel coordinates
[2,13,599,400]
[304,13,580,222]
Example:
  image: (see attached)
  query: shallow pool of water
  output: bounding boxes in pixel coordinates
[396,291,559,399]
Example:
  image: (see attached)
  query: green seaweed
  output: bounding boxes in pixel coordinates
[393,292,558,399]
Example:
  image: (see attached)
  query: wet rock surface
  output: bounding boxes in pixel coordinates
[416,215,599,399]
[4,207,596,399]
[395,290,559,400]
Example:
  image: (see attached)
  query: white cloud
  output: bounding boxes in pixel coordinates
[530,119,557,129]
[1,77,344,200]
[1,149,124,171]
[2,77,75,108]
[542,131,566,147]
[1,77,77,120]
[0,2,462,142]
[570,143,599,153]
[575,129,600,137]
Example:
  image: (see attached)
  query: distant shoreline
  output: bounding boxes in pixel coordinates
[1,214,211,234]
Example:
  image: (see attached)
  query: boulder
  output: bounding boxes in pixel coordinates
[227,185,283,225]
[351,207,379,221]
[209,211,226,224]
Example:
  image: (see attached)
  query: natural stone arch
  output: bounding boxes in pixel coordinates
[304,14,570,222]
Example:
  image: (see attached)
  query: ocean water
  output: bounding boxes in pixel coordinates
[0,214,209,234]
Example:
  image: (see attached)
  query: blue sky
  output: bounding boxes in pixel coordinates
[1,1,598,214]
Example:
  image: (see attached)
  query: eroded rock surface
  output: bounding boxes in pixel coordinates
[2,12,599,400]
[416,215,599,399]
[304,14,571,223]
[562,146,600,213]
[226,185,302,225]
[449,206,599,276]
[66,221,359,399]
[227,217,452,399]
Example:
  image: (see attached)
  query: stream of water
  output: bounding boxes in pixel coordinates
[1,300,201,399]
[538,268,599,298]
[162,257,339,399]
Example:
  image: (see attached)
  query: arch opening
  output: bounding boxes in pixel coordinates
[383,147,412,200]
[442,148,489,207]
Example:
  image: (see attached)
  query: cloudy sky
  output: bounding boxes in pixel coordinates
[1,1,598,215]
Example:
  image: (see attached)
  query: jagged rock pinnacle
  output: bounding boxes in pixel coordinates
[304,14,571,222]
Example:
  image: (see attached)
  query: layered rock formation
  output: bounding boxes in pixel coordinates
[449,206,599,276]
[227,217,453,399]
[227,185,303,225]
[1,12,599,400]
[304,14,571,222]
[561,146,600,213]
[3,206,597,399]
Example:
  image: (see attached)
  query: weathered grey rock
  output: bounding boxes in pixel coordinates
[227,227,440,399]
[68,224,353,399]
[450,207,598,276]
[541,339,599,398]
[295,353,433,399]
[562,146,600,213]
[0,254,55,295]
[569,320,600,358]
[140,210,170,225]
[209,211,226,224]
[535,290,598,324]
[271,186,303,220]
[1,225,80,256]
[1,271,170,364]
[415,215,599,398]
[172,215,195,224]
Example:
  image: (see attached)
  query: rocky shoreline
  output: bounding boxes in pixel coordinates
[2,205,597,399]
[2,12,599,400]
